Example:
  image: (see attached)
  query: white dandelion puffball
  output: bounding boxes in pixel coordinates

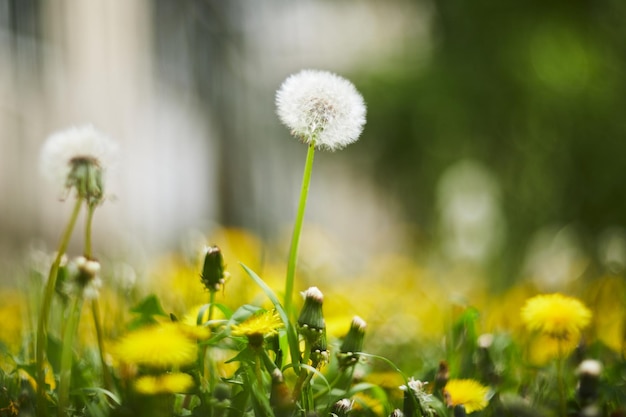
[275,69,366,151]
[40,124,118,192]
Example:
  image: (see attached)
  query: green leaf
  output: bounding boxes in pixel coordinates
[240,263,301,373]
[225,346,257,365]
[130,294,167,316]
[127,294,168,329]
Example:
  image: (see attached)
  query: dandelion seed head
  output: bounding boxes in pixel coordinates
[276,69,366,151]
[40,124,118,197]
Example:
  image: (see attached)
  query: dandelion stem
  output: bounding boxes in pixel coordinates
[557,340,566,417]
[204,291,217,394]
[58,294,84,417]
[84,203,96,258]
[284,143,316,316]
[292,341,313,405]
[84,203,112,391]
[36,197,83,415]
[92,299,112,390]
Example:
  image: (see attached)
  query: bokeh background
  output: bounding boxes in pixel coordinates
[2,0,626,296]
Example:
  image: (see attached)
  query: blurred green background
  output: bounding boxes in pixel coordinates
[355,0,626,287]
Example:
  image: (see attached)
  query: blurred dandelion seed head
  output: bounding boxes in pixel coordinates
[40,124,118,202]
[521,293,592,340]
[276,69,366,151]
[443,379,489,414]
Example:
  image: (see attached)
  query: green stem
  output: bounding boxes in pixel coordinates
[204,291,217,394]
[208,290,216,323]
[83,203,112,390]
[84,204,96,258]
[284,143,316,316]
[292,340,312,405]
[36,197,83,414]
[58,294,84,416]
[91,299,112,390]
[557,340,566,417]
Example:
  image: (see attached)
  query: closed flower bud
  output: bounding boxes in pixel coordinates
[577,359,603,406]
[310,328,329,368]
[200,246,228,292]
[338,316,367,367]
[67,256,102,300]
[389,409,404,417]
[331,399,353,417]
[297,287,326,344]
[270,369,294,417]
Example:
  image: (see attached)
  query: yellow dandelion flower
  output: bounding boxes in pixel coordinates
[231,310,283,338]
[520,293,592,340]
[113,323,197,368]
[527,333,579,365]
[134,372,195,395]
[351,392,385,416]
[444,379,489,414]
[19,362,56,392]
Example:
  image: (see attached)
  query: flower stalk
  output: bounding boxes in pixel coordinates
[57,294,84,416]
[36,196,83,414]
[284,143,316,315]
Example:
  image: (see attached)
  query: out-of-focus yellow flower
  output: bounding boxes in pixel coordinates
[527,333,579,365]
[521,293,592,340]
[352,392,386,417]
[444,379,489,414]
[365,372,407,400]
[586,276,625,352]
[483,283,537,334]
[113,323,197,368]
[0,290,25,360]
[231,310,283,338]
[134,372,195,395]
[19,362,56,392]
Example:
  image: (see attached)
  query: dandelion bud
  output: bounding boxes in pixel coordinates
[331,399,353,417]
[400,378,428,417]
[453,405,467,417]
[69,256,102,300]
[40,125,118,205]
[276,69,366,151]
[213,382,231,403]
[270,368,294,416]
[433,360,450,395]
[200,246,227,292]
[338,316,367,367]
[577,359,603,406]
[310,328,329,368]
[476,334,498,385]
[297,287,326,344]
[389,409,404,417]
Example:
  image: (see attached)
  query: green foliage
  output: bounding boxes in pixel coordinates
[128,294,168,329]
